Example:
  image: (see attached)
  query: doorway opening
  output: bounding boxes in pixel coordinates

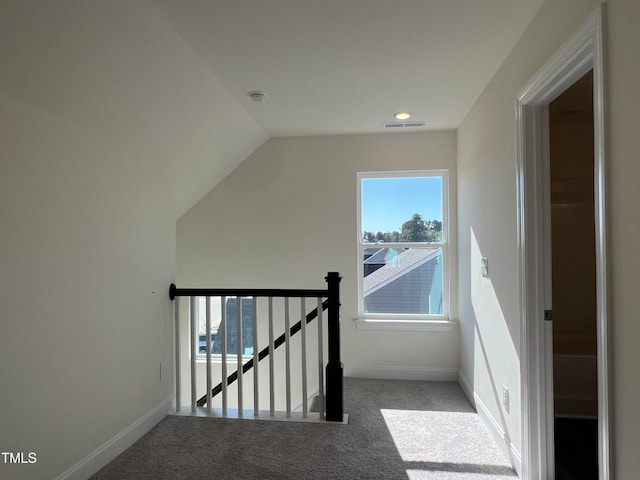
[549,70,598,480]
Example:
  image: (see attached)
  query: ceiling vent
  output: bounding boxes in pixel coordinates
[384,121,426,128]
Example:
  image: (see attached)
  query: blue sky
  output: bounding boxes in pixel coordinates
[361,176,442,233]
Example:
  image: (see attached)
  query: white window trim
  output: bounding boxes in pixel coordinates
[353,318,455,332]
[356,170,450,330]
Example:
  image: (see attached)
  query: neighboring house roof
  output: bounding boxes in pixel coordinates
[363,247,440,296]
[364,247,393,264]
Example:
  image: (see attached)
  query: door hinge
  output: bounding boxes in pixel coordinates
[544,310,553,321]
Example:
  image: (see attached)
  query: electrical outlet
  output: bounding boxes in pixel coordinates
[160,362,165,381]
[502,385,509,413]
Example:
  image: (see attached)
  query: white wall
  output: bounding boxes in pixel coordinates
[456,0,640,472]
[177,132,459,380]
[606,0,640,476]
[0,91,175,479]
[0,1,264,478]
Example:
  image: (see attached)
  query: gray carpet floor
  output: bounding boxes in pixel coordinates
[91,378,517,479]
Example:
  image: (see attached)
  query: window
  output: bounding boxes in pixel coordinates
[196,296,254,357]
[357,171,450,329]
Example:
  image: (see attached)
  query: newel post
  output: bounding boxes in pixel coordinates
[325,272,343,422]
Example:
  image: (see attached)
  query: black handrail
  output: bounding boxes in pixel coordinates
[169,272,343,421]
[170,285,328,301]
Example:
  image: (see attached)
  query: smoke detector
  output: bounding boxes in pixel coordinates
[248,91,268,103]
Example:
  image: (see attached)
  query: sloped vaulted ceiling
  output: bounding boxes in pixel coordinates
[0,0,268,219]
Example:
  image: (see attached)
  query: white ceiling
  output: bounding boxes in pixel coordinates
[151,0,544,137]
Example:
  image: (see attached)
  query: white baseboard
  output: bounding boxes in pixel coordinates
[457,371,521,475]
[457,370,474,406]
[345,365,458,382]
[473,392,522,476]
[54,397,171,480]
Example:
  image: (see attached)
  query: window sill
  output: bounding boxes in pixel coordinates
[353,318,455,332]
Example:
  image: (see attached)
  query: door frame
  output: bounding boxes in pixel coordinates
[516,5,609,480]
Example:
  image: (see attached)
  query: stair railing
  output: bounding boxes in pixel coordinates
[169,272,343,422]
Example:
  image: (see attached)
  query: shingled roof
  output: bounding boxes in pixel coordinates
[363,247,441,295]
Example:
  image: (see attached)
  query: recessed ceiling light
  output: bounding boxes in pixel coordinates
[394,112,411,120]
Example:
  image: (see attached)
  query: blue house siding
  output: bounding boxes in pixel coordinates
[363,247,443,315]
[364,258,439,314]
